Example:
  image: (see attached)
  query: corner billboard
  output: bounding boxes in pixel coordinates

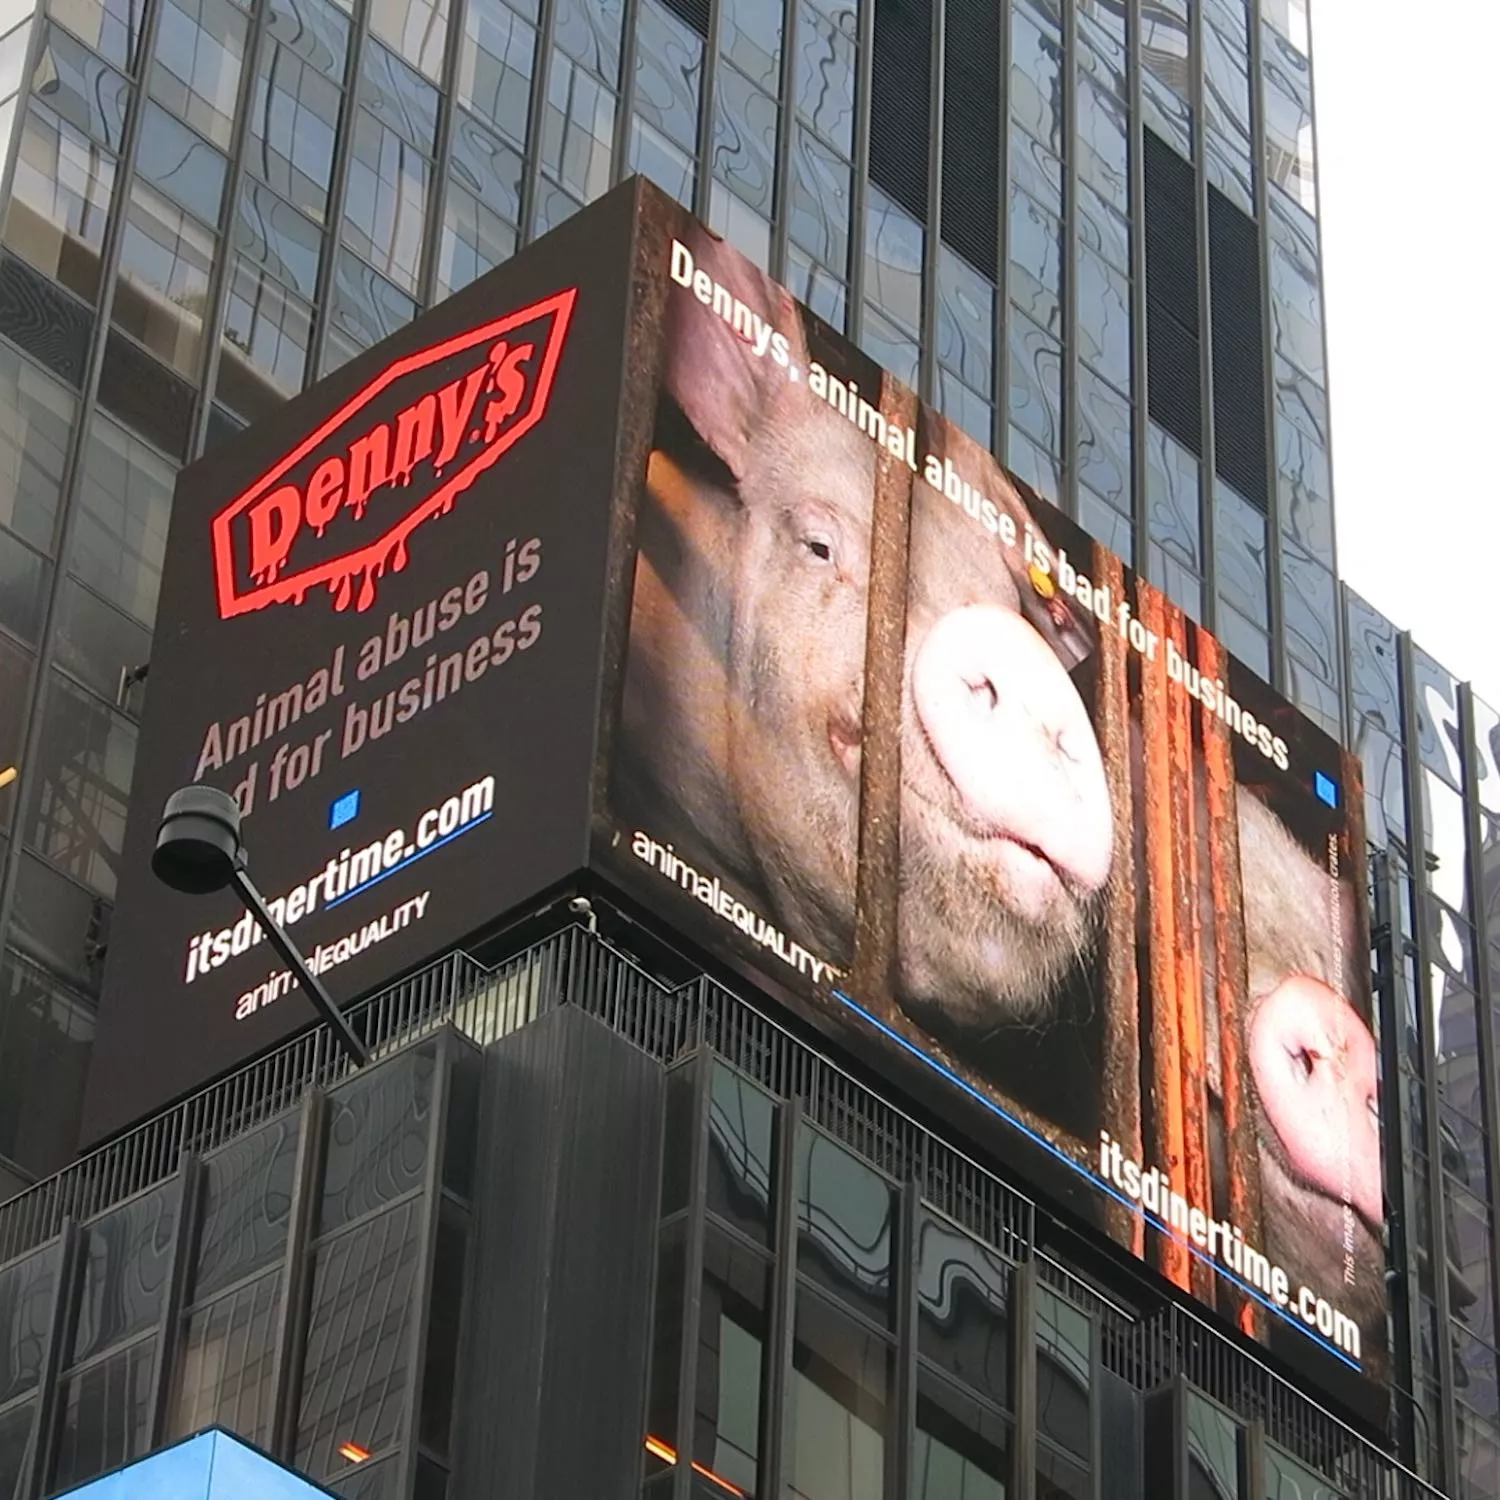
[86,178,1385,1420]
[84,184,643,1142]
[593,195,1385,1415]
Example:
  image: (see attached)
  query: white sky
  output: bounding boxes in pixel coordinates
[1316,0,1500,708]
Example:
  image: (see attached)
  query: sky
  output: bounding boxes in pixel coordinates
[1316,0,1500,707]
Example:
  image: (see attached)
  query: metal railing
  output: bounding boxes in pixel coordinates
[0,921,1450,1498]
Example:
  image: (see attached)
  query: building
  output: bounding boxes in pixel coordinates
[0,0,1492,1497]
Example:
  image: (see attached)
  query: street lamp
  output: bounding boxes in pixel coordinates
[152,784,369,1068]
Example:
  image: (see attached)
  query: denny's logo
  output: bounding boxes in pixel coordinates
[210,288,576,618]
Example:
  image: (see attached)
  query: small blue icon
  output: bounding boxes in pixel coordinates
[329,789,361,830]
[1314,771,1339,809]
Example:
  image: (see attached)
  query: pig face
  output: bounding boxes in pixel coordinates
[896,481,1114,1029]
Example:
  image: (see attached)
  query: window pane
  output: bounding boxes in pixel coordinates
[551,0,621,85]
[47,0,143,71]
[794,3,854,156]
[150,0,248,148]
[788,1291,890,1500]
[796,1127,895,1328]
[234,179,321,299]
[112,186,214,379]
[361,35,439,154]
[540,51,614,206]
[51,1338,154,1493]
[1009,186,1062,336]
[712,63,776,215]
[71,413,174,627]
[449,110,523,225]
[1146,421,1200,569]
[1009,311,1062,456]
[720,0,778,91]
[935,247,993,393]
[0,1400,34,1500]
[0,530,50,643]
[328,252,416,365]
[53,577,151,704]
[1035,1287,1091,1462]
[788,125,851,277]
[0,345,73,554]
[916,1212,1010,1409]
[194,1112,302,1299]
[167,1270,278,1445]
[247,6,344,219]
[1185,1391,1239,1498]
[319,1046,435,1233]
[457,0,535,148]
[912,1371,1009,1500]
[0,1241,61,1402]
[135,100,226,225]
[32,25,130,150]
[343,109,429,293]
[220,259,311,421]
[435,182,515,300]
[706,1062,774,1245]
[1076,364,1129,510]
[633,0,700,152]
[367,0,446,80]
[295,1199,421,1479]
[695,1228,769,1494]
[71,1181,178,1362]
[2,103,115,305]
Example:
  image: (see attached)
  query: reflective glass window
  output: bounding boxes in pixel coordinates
[0,1242,61,1403]
[112,186,214,379]
[361,35,439,154]
[795,1,855,156]
[696,1228,769,1494]
[1284,656,1338,740]
[550,0,622,85]
[1262,25,1315,216]
[32,25,130,150]
[367,0,447,80]
[1076,70,1126,213]
[935,248,994,396]
[787,1291,890,1500]
[457,0,534,148]
[1079,487,1131,566]
[327,251,416,366]
[53,577,150,704]
[1280,538,1337,684]
[194,1114,301,1299]
[234,179,319,299]
[69,410,172,629]
[1009,311,1062,457]
[912,1371,1010,1500]
[633,0,700,153]
[630,116,693,205]
[788,125,851,276]
[707,179,770,269]
[540,50,614,207]
[936,369,992,449]
[706,1062,774,1246]
[72,1182,179,1362]
[0,346,73,555]
[1009,186,1062,336]
[1268,206,1323,382]
[1076,244,1129,393]
[435,182,516,300]
[220,259,311,420]
[713,63,776,215]
[1010,5,1061,154]
[1186,1391,1239,1498]
[1006,423,1061,509]
[2,102,114,304]
[52,1340,154,1492]
[785,243,846,331]
[720,0,779,92]
[861,302,919,388]
[167,1270,278,1445]
[916,1211,1009,1408]
[25,669,135,894]
[795,1126,894,1328]
[1035,1286,1091,1462]
[47,0,142,71]
[1146,421,1199,570]
[136,102,226,225]
[1212,480,1266,626]
[343,110,430,293]
[1078,179,1129,280]
[150,0,247,148]
[1413,645,1464,790]
[1075,363,1129,511]
[449,110,523,226]
[0,638,34,830]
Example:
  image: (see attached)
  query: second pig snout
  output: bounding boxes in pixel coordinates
[910,605,1113,907]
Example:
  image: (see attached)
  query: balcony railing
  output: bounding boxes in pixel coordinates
[0,921,1447,1499]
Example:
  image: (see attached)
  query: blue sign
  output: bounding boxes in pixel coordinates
[57,1430,336,1500]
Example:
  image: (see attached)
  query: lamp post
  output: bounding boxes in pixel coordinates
[152,784,369,1068]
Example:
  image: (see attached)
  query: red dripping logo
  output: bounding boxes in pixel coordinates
[210,288,576,619]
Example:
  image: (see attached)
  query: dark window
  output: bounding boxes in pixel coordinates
[10,849,110,991]
[870,0,930,224]
[786,1290,892,1500]
[912,1370,1010,1500]
[167,1269,279,1445]
[417,1209,466,1458]
[940,0,998,275]
[296,1198,422,1479]
[0,1243,61,1403]
[1185,1391,1240,1500]
[706,1063,774,1245]
[645,1221,686,1468]
[695,1227,769,1494]
[1035,1286,1091,1464]
[1143,130,1200,458]
[194,1114,301,1300]
[51,1338,155,1493]
[1208,187,1267,509]
[795,1128,895,1329]
[0,254,93,389]
[916,1211,1009,1408]
[96,331,195,461]
[0,1399,35,1498]
[319,1046,434,1234]
[71,1182,179,1364]
[53,579,152,707]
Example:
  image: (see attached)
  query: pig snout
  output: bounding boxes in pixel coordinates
[1249,975,1382,1229]
[910,605,1112,920]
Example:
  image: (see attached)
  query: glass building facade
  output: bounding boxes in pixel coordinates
[0,0,1492,1495]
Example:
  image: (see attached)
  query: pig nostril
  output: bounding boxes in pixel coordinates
[966,676,998,712]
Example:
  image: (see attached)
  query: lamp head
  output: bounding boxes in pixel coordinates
[153,785,243,895]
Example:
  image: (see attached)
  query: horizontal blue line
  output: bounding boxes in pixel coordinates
[830,987,1361,1373]
[326,811,492,910]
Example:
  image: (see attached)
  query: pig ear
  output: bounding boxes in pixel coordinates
[664,227,800,483]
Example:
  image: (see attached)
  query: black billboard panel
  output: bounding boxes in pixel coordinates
[84,183,644,1144]
[595,195,1386,1419]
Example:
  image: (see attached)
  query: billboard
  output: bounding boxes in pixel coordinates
[84,184,643,1142]
[594,197,1385,1414]
[86,178,1384,1418]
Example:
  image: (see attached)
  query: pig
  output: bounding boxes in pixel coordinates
[618,220,1113,1022]
[1237,791,1387,1363]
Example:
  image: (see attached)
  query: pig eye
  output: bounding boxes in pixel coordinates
[800,531,836,565]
